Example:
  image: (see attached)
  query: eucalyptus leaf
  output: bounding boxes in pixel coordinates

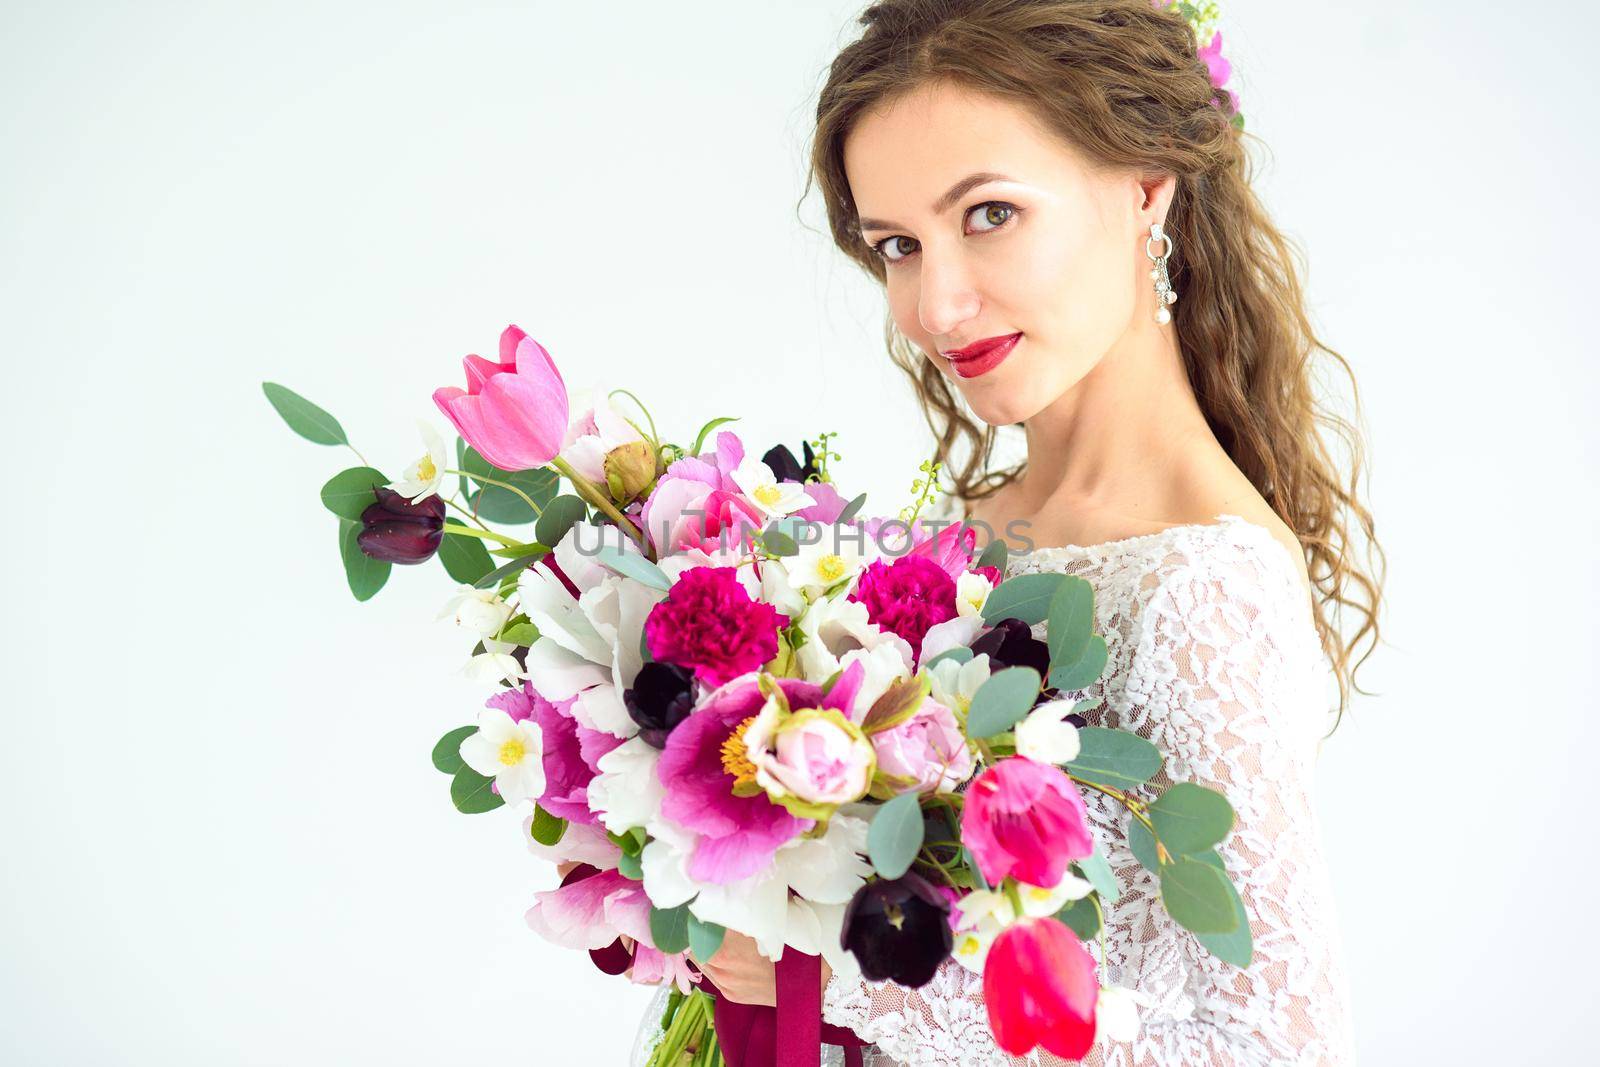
[1054,895,1102,939]
[761,525,798,557]
[450,766,504,814]
[430,725,476,775]
[923,646,975,671]
[1045,576,1093,671]
[438,521,496,584]
[1127,813,1160,873]
[338,518,390,601]
[981,573,1066,625]
[616,851,643,880]
[530,805,567,847]
[1158,857,1238,934]
[1064,727,1161,790]
[321,467,389,521]
[837,492,868,523]
[649,905,692,955]
[594,545,672,592]
[1148,782,1234,858]
[535,494,589,548]
[462,446,559,524]
[687,914,726,962]
[473,551,547,591]
[262,382,348,446]
[867,791,925,879]
[1076,846,1120,906]
[975,535,1009,574]
[1048,635,1108,692]
[966,667,1042,738]
[1192,850,1253,966]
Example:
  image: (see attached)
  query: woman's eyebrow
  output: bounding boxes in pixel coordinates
[856,171,1016,234]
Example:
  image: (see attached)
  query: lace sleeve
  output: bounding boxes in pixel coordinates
[822,534,1353,1066]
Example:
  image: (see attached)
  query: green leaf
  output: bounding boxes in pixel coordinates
[473,551,547,591]
[337,518,390,601]
[867,791,924,879]
[1048,635,1108,692]
[923,647,973,671]
[761,524,799,557]
[1063,727,1161,790]
[1159,857,1238,934]
[1192,851,1252,966]
[975,534,1009,574]
[499,622,540,646]
[980,573,1065,625]
[1054,895,1102,939]
[1148,782,1234,858]
[837,493,868,523]
[966,667,1042,738]
[456,436,469,497]
[690,416,740,456]
[430,725,475,775]
[530,805,567,847]
[593,545,672,592]
[1045,576,1093,671]
[1128,813,1160,873]
[438,521,496,584]
[616,851,643,880]
[462,446,559,524]
[262,382,348,446]
[961,845,990,890]
[320,466,389,521]
[1075,846,1120,906]
[861,675,930,735]
[650,904,692,954]
[535,494,589,548]
[450,766,505,814]
[687,914,726,962]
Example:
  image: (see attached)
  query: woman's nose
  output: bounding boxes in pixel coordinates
[916,253,981,340]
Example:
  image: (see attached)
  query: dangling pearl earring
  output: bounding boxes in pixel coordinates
[1146,222,1178,325]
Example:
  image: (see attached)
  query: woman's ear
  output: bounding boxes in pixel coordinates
[1134,172,1178,229]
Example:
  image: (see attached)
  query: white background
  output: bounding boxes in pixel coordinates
[3,1,1594,1063]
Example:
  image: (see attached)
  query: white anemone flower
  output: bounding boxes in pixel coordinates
[462,637,525,686]
[387,419,449,504]
[458,707,545,804]
[436,584,514,639]
[1014,698,1083,764]
[730,457,815,519]
[1094,985,1153,1044]
[951,888,1016,973]
[781,537,866,598]
[1015,872,1096,917]
[955,571,994,619]
[927,652,993,718]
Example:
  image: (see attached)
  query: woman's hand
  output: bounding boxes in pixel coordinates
[697,930,834,1006]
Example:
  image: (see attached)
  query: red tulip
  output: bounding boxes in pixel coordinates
[982,917,1098,1059]
[433,324,569,472]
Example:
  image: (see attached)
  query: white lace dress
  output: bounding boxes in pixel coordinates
[630,508,1355,1066]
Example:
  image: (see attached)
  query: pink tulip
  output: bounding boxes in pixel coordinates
[433,324,569,472]
[983,917,1098,1059]
[960,756,1093,889]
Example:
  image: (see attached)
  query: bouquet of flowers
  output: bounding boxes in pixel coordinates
[265,324,1253,1065]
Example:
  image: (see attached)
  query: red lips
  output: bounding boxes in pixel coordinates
[941,332,1021,379]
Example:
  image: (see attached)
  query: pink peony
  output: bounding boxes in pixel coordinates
[983,917,1099,1058]
[645,566,784,687]
[961,756,1094,889]
[640,433,767,555]
[487,681,622,826]
[848,554,958,664]
[871,695,974,794]
[525,865,696,993]
[746,706,875,808]
[655,675,821,883]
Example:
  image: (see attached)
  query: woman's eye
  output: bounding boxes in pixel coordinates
[870,201,1019,265]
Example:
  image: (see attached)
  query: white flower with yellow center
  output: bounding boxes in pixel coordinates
[954,571,994,619]
[950,888,1016,973]
[927,653,992,718]
[436,584,514,639]
[1094,985,1153,1044]
[458,707,545,804]
[462,637,526,686]
[731,458,814,519]
[1014,698,1083,764]
[782,536,865,598]
[1015,872,1095,917]
[387,419,449,504]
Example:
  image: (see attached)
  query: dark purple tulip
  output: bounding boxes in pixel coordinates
[971,616,1050,676]
[623,661,697,748]
[357,487,446,564]
[761,440,819,484]
[841,872,953,987]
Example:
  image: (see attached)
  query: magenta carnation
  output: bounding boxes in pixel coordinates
[487,682,621,826]
[644,566,784,686]
[848,554,958,663]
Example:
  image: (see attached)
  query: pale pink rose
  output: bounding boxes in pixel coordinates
[749,706,876,807]
[871,696,975,794]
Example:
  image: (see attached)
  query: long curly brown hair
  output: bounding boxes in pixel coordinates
[803,0,1384,730]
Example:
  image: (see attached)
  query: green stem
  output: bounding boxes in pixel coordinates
[549,454,647,549]
[1069,776,1170,864]
[442,468,544,518]
[439,519,522,548]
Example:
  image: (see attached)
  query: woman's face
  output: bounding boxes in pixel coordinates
[843,81,1167,427]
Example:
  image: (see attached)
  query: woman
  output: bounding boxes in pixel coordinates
[634,1,1383,1063]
